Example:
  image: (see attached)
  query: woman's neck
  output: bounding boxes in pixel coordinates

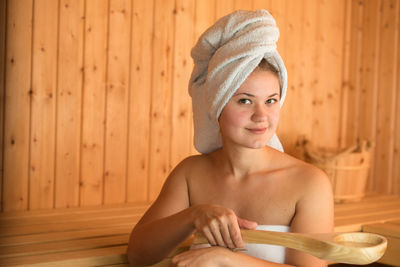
[212,144,273,180]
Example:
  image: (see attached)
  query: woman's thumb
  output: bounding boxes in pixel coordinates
[237,217,258,229]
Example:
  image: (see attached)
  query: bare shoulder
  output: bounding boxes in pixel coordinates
[276,151,332,196]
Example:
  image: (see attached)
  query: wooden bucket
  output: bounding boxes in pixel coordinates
[304,140,372,203]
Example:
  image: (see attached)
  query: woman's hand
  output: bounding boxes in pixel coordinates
[190,204,257,249]
[171,246,232,267]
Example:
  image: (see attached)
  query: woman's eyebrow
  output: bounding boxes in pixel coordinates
[233,92,279,97]
[233,92,255,97]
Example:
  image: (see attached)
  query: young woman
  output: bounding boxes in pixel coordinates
[127,10,333,267]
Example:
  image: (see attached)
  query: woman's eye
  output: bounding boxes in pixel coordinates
[238,99,251,104]
[266,98,278,104]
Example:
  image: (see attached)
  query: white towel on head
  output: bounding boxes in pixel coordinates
[189,9,287,154]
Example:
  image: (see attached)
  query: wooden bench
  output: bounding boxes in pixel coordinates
[363,219,400,266]
[1,194,399,267]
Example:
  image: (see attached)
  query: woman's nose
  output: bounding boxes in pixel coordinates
[251,104,268,122]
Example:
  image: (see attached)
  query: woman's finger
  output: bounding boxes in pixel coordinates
[209,220,226,247]
[237,217,258,230]
[220,223,235,248]
[202,226,217,246]
[228,219,244,248]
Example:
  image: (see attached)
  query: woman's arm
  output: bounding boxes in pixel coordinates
[127,157,256,266]
[285,166,334,267]
[171,247,295,267]
[127,159,194,266]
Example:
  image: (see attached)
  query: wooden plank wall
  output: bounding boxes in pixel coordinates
[341,0,400,195]
[1,0,399,212]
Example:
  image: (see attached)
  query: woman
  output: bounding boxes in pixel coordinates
[127,10,333,267]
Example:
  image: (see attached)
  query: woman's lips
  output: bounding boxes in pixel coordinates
[246,128,267,134]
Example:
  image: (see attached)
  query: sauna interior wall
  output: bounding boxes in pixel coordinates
[0,0,399,212]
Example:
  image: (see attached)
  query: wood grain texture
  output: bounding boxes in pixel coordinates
[170,0,195,169]
[148,0,175,201]
[29,0,59,210]
[0,0,6,212]
[126,0,154,203]
[55,0,84,208]
[193,230,387,264]
[0,0,400,211]
[373,0,399,194]
[0,195,398,266]
[394,12,400,195]
[80,0,109,206]
[340,0,363,148]
[103,0,131,204]
[3,0,33,211]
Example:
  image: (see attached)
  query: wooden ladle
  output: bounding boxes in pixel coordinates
[193,229,387,264]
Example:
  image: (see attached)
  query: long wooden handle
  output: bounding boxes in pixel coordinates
[193,229,387,265]
[146,230,387,266]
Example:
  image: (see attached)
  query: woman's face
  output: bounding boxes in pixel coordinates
[219,70,281,149]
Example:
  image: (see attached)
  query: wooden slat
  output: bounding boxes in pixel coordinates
[215,0,235,19]
[395,7,400,195]
[278,0,305,152]
[193,0,215,41]
[80,0,108,206]
[234,0,253,10]
[0,0,6,212]
[374,0,399,194]
[310,0,345,149]
[148,0,175,201]
[0,235,128,259]
[0,205,148,226]
[126,0,154,203]
[30,0,58,210]
[0,214,141,237]
[3,0,33,212]
[359,0,380,192]
[0,245,127,266]
[363,220,400,266]
[363,221,400,239]
[0,225,132,247]
[252,0,270,11]
[0,202,150,221]
[340,0,363,148]
[55,0,84,208]
[103,0,131,205]
[170,0,195,169]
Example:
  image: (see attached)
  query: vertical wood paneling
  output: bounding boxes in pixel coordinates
[3,0,33,211]
[374,0,399,194]
[193,0,215,41]
[278,0,304,152]
[29,0,58,209]
[359,0,380,192]
[80,0,108,206]
[394,16,400,194]
[103,0,131,204]
[234,0,253,10]
[215,0,235,18]
[148,0,175,201]
[0,0,6,211]
[340,0,364,148]
[296,0,317,150]
[252,0,268,10]
[55,0,84,208]
[170,0,195,169]
[2,0,400,211]
[126,0,154,203]
[311,0,345,149]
